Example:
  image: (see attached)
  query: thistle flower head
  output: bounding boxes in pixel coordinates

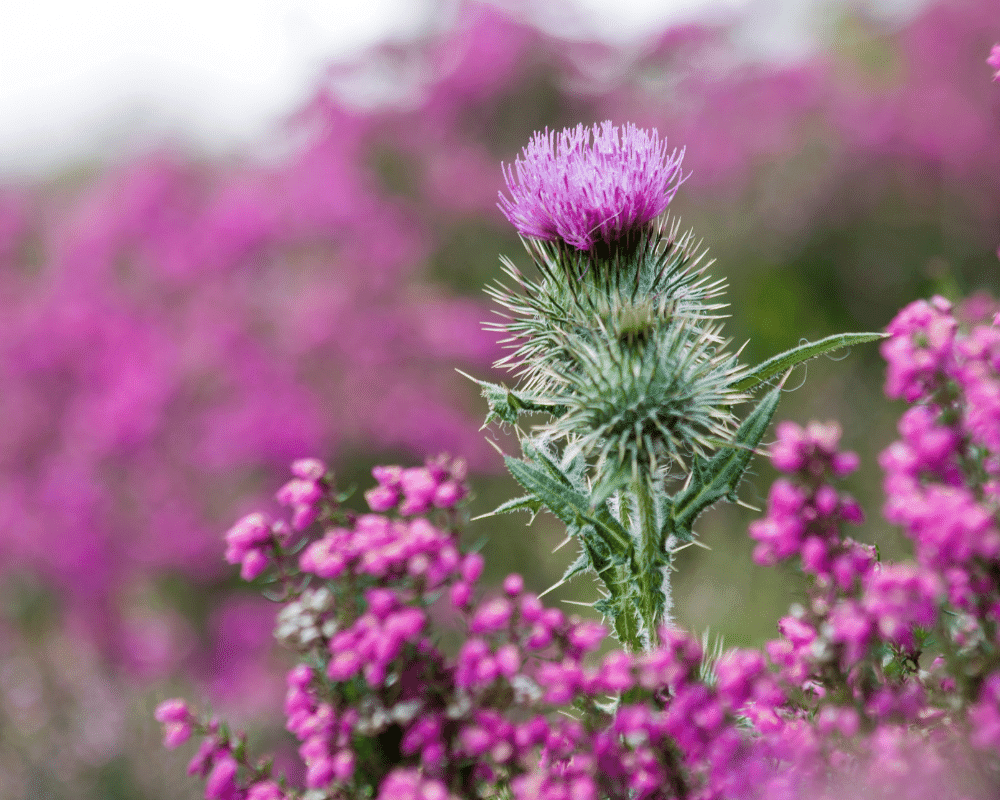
[498,121,686,251]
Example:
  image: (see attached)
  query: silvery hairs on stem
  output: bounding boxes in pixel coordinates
[468,121,884,651]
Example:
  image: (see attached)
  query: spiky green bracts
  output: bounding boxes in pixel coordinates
[487,217,746,492]
[472,121,884,652]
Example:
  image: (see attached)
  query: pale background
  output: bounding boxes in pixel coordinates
[0,0,930,176]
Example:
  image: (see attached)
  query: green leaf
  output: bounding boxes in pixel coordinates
[588,462,633,510]
[474,494,543,520]
[503,455,630,554]
[514,441,632,543]
[456,370,568,426]
[731,332,887,392]
[558,551,592,585]
[671,382,782,537]
[578,535,619,593]
[521,439,577,489]
[595,592,643,651]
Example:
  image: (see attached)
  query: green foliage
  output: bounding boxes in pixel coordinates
[457,372,567,427]
[486,217,726,397]
[730,332,889,392]
[671,382,784,539]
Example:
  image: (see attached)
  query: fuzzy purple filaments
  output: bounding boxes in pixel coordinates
[498,121,686,251]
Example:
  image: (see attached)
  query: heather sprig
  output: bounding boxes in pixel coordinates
[160,399,1000,799]
[477,121,884,650]
[159,459,800,800]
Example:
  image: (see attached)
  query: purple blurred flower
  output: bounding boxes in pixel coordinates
[498,121,686,250]
[989,44,1000,81]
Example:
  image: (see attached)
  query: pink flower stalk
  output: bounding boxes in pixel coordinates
[498,121,686,250]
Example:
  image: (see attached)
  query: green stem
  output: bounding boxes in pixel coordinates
[632,473,667,651]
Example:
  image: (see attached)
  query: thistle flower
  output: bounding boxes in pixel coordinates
[491,125,747,489]
[498,121,686,251]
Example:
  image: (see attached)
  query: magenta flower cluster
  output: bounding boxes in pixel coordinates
[498,121,686,250]
[881,296,1000,611]
[167,458,802,800]
[364,455,469,516]
[159,291,1000,799]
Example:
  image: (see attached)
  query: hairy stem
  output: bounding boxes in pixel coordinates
[632,473,666,650]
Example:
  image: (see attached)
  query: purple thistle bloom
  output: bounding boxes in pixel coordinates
[498,121,686,250]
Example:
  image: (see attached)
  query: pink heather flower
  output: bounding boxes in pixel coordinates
[372,465,403,488]
[240,548,269,581]
[989,44,1000,81]
[205,754,239,800]
[290,457,326,481]
[470,597,513,633]
[247,781,286,800]
[365,483,399,512]
[154,698,192,749]
[450,581,472,608]
[460,553,485,584]
[223,512,272,564]
[498,121,686,250]
[567,620,607,653]
[432,479,465,508]
[882,296,956,402]
[154,698,190,724]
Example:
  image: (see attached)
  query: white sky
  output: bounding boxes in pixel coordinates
[0,0,926,177]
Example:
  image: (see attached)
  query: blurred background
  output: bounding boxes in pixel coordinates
[0,0,996,796]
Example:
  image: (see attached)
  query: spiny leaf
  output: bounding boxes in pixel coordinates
[518,441,634,545]
[503,455,631,554]
[578,535,623,599]
[731,332,887,392]
[589,461,633,510]
[474,494,543,520]
[457,370,567,426]
[558,551,591,585]
[595,594,643,650]
[671,381,782,537]
[521,439,578,489]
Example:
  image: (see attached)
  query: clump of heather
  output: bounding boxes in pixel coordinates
[158,455,795,800]
[159,343,1000,798]
[159,113,1000,797]
[880,296,1000,701]
[748,295,1000,797]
